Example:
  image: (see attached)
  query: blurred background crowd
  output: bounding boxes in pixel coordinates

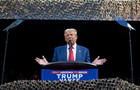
[0,0,140,20]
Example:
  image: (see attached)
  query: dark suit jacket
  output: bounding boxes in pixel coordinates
[52,44,91,62]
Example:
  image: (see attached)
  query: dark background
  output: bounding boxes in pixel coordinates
[0,20,139,84]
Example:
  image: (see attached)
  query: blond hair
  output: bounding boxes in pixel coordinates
[64,28,77,36]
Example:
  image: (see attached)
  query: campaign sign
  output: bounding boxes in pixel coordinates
[41,69,98,81]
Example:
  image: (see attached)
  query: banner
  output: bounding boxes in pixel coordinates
[41,69,98,81]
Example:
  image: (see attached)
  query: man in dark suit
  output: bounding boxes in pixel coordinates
[52,44,90,62]
[35,28,106,66]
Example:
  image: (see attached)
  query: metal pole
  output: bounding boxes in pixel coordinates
[128,29,134,83]
[1,20,23,84]
[1,31,9,84]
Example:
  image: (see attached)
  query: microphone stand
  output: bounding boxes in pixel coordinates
[68,40,72,62]
[69,46,71,62]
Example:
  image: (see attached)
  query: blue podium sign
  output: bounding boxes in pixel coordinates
[41,62,98,81]
[41,69,98,81]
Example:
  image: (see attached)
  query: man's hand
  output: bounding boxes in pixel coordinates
[35,56,48,65]
[92,56,107,66]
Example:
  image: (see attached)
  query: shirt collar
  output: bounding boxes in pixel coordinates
[67,43,77,49]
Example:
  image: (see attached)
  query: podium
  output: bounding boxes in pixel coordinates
[41,62,98,81]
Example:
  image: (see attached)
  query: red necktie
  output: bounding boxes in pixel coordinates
[68,46,74,61]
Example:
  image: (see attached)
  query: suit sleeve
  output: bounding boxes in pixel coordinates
[85,48,91,63]
[52,48,57,62]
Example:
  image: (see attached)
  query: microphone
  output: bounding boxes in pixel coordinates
[68,40,72,48]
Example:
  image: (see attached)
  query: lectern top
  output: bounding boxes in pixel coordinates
[42,61,97,70]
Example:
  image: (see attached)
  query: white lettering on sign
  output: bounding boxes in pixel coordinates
[56,74,83,81]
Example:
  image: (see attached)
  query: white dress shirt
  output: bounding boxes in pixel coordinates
[67,43,77,61]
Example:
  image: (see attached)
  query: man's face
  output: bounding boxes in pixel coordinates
[64,30,77,45]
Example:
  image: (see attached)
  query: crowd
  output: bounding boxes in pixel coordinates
[0,78,140,89]
[0,0,140,20]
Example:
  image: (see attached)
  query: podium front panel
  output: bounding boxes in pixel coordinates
[41,69,98,81]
